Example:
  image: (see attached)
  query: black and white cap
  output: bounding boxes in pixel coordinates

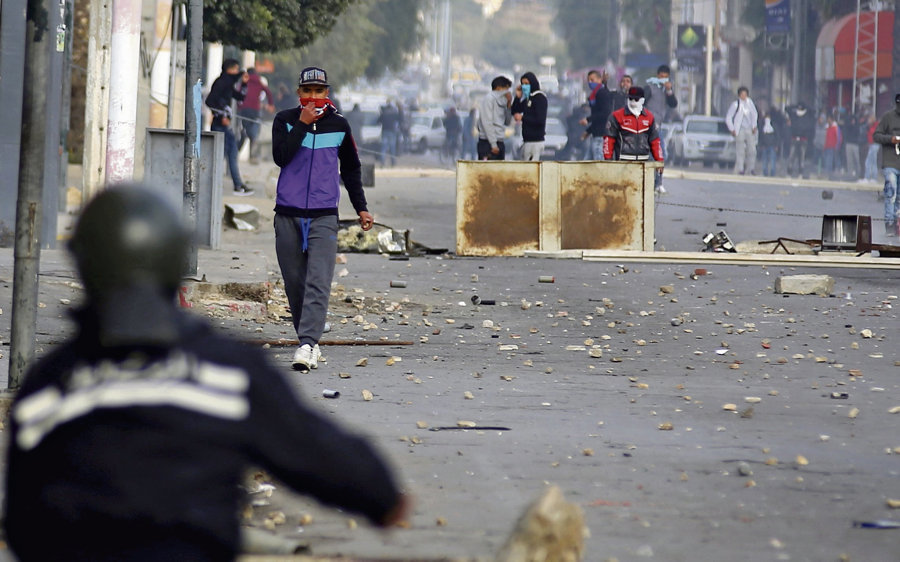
[298,66,329,87]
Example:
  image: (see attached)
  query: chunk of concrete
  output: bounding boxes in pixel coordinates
[774,274,834,296]
[496,485,588,562]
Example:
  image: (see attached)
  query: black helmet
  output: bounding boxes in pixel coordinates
[69,185,190,297]
[69,186,191,346]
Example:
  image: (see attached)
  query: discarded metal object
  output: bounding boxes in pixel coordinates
[538,275,555,283]
[471,295,496,305]
[390,280,407,288]
[821,215,871,253]
[322,389,340,399]
[702,231,736,252]
[428,426,511,431]
[853,520,900,529]
[758,237,820,255]
[830,392,849,399]
[253,339,414,347]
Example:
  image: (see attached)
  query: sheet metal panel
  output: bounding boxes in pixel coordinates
[558,161,646,250]
[457,161,540,256]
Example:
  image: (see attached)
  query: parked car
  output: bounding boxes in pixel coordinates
[668,115,736,168]
[408,109,445,153]
[541,117,567,159]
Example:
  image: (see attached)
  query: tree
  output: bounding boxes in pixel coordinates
[263,0,423,89]
[200,0,355,53]
[363,0,423,79]
[553,1,611,69]
[619,0,670,56]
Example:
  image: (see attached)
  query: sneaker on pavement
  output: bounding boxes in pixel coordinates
[312,344,323,369]
[234,185,255,197]
[656,184,667,194]
[292,344,319,372]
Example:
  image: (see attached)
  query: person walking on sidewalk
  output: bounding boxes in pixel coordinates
[758,110,779,177]
[511,71,548,161]
[272,67,375,371]
[477,75,513,160]
[4,186,408,561]
[237,68,274,164]
[872,93,900,237]
[206,58,254,196]
[864,113,880,182]
[725,86,758,175]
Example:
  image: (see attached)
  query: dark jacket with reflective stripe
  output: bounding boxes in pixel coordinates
[5,309,399,561]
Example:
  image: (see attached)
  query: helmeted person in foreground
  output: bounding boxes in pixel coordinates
[272,66,375,372]
[603,86,664,169]
[4,186,407,561]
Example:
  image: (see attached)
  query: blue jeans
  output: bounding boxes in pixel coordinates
[655,135,667,189]
[760,146,777,176]
[824,148,836,176]
[589,136,605,160]
[211,122,243,188]
[380,130,398,166]
[884,167,900,223]
[865,144,880,181]
[238,108,261,158]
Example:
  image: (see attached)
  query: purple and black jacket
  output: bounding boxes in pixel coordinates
[272,106,367,218]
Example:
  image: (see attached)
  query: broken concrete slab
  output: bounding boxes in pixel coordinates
[496,485,588,562]
[225,204,261,231]
[774,274,835,296]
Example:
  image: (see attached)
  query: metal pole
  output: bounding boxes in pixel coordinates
[10,0,52,389]
[166,2,180,129]
[852,0,860,113]
[705,24,713,116]
[182,0,202,277]
[791,0,801,104]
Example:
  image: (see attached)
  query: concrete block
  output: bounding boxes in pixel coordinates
[774,274,835,296]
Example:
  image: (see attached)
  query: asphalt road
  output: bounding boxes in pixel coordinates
[0,156,898,561]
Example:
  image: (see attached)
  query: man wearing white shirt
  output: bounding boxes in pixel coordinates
[725,86,759,175]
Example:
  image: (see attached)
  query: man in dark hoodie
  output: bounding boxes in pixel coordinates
[206,58,253,196]
[579,69,613,160]
[511,72,548,161]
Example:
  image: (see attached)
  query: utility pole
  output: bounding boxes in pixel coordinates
[9,0,52,389]
[105,0,142,183]
[183,0,203,276]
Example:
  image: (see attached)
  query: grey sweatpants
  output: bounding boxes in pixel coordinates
[274,214,338,347]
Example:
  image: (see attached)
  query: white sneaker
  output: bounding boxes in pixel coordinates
[292,344,320,372]
[656,184,667,194]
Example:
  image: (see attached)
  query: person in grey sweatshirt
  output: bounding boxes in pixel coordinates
[873,93,900,237]
[477,76,513,160]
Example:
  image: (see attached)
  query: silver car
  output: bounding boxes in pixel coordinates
[668,115,737,168]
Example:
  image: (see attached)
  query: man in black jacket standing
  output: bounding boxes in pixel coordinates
[580,69,613,160]
[206,59,254,196]
[4,186,407,561]
[511,71,548,161]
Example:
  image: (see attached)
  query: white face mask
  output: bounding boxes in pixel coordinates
[627,98,645,116]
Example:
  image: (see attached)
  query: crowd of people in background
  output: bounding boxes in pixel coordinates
[208,61,892,190]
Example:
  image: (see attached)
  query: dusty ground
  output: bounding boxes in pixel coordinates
[1,162,898,561]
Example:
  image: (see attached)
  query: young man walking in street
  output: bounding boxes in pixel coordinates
[206,59,254,196]
[873,93,900,237]
[477,76,513,160]
[272,67,375,371]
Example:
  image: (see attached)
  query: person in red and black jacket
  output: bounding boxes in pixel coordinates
[604,86,663,168]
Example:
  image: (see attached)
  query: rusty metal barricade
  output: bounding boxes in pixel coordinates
[456,160,659,256]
